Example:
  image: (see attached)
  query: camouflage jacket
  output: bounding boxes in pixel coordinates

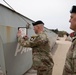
[18,31,54,70]
[62,36,76,75]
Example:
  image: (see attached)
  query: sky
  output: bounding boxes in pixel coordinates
[0,0,76,33]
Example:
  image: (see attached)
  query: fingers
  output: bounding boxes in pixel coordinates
[17,30,21,37]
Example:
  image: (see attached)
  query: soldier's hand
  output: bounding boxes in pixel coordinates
[23,35,29,40]
[17,30,21,37]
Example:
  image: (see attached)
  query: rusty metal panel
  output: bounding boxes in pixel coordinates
[0,5,34,75]
[0,36,6,75]
[0,4,58,75]
[0,25,33,75]
[0,5,33,28]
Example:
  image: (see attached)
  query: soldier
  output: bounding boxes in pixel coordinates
[62,6,76,75]
[17,20,54,75]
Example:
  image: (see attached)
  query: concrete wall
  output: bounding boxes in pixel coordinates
[0,4,34,75]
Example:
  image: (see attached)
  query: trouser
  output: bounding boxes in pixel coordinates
[23,68,37,75]
[24,67,53,75]
[37,66,53,75]
[62,70,76,75]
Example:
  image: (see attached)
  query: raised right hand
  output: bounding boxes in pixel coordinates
[17,30,21,37]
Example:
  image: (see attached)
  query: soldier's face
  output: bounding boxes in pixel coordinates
[69,13,76,31]
[33,25,38,34]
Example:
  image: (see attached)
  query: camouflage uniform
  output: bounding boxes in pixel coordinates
[62,36,76,75]
[18,31,54,75]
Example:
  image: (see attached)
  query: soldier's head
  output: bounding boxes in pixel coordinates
[32,20,44,34]
[69,6,76,31]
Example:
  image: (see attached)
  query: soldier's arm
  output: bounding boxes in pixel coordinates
[17,33,48,47]
[72,44,76,73]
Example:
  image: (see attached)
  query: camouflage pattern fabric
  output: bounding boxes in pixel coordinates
[18,31,54,75]
[37,66,53,75]
[62,36,76,75]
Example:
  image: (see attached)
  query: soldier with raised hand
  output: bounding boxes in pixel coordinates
[17,20,54,75]
[62,6,76,75]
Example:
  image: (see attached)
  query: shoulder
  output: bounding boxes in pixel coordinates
[39,32,47,37]
[38,32,47,40]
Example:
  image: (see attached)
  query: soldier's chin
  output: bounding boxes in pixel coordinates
[35,31,38,34]
[70,27,74,31]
